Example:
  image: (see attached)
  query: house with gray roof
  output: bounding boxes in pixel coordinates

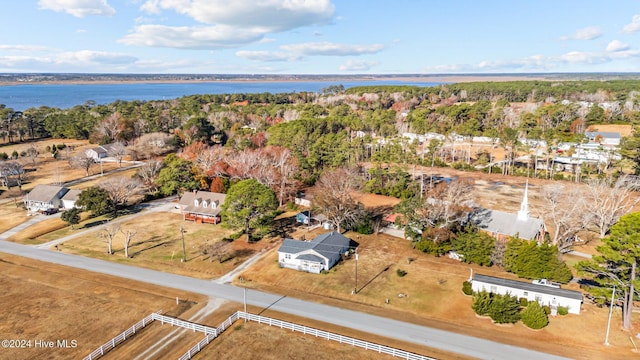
[471,273,583,314]
[584,131,621,147]
[278,232,352,274]
[472,182,546,242]
[178,190,226,224]
[23,184,69,212]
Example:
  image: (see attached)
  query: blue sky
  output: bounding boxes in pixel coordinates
[2,0,640,74]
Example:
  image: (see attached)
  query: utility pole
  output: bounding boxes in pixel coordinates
[180,225,186,262]
[354,250,359,294]
[604,285,616,346]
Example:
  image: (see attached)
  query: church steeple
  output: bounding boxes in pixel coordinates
[517,180,530,221]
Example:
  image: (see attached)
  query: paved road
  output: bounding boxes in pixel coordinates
[0,241,568,360]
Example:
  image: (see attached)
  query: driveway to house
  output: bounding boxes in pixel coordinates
[31,196,177,249]
[0,239,569,360]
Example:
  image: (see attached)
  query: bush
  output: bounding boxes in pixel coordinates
[462,281,473,296]
[519,297,529,307]
[396,269,407,277]
[543,305,551,315]
[0,152,7,160]
[472,291,492,316]
[489,293,521,324]
[557,306,569,316]
[521,301,549,329]
[56,144,66,150]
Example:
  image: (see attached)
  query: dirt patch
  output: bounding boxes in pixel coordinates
[586,124,633,137]
[0,252,207,360]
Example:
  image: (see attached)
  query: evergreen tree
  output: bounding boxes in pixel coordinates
[451,228,495,266]
[521,301,549,329]
[221,179,278,242]
[489,293,521,324]
[61,207,81,229]
[472,290,492,316]
[76,187,112,216]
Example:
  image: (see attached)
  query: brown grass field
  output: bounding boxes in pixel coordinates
[52,212,276,279]
[0,253,208,360]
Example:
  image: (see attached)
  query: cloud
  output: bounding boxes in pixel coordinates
[338,60,378,71]
[0,45,50,52]
[606,40,629,52]
[235,50,301,62]
[560,26,602,40]
[56,50,138,65]
[119,24,266,49]
[38,0,115,17]
[623,14,640,34]
[139,0,335,31]
[422,48,640,73]
[280,42,384,56]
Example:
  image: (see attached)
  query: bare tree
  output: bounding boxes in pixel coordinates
[120,227,137,258]
[312,167,363,233]
[129,132,174,160]
[25,144,39,166]
[98,176,142,217]
[418,178,476,230]
[541,184,592,253]
[98,222,121,255]
[95,112,122,142]
[107,141,127,167]
[200,241,230,263]
[585,176,640,238]
[136,160,163,193]
[70,152,95,176]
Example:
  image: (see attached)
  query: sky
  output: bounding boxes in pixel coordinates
[2,0,640,74]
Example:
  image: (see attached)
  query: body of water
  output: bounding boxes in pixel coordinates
[0,80,440,111]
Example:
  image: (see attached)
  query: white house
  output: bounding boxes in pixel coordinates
[85,146,108,161]
[471,273,583,315]
[60,189,82,209]
[278,232,352,274]
[584,131,621,147]
[23,185,70,212]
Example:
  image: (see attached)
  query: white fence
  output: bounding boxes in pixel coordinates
[85,310,435,360]
[178,312,240,360]
[236,312,436,360]
[82,311,160,360]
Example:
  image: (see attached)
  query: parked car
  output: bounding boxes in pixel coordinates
[41,208,58,215]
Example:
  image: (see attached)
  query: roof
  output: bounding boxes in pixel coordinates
[88,147,108,155]
[473,274,583,301]
[179,191,226,216]
[61,189,81,202]
[278,231,351,263]
[472,208,545,240]
[297,254,325,263]
[585,131,620,139]
[25,185,68,203]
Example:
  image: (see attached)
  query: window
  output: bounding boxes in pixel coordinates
[194,199,199,206]
[202,200,208,208]
[490,286,497,293]
[535,295,542,303]
[285,254,291,260]
[523,291,528,297]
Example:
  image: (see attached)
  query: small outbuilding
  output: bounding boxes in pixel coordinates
[278,232,352,274]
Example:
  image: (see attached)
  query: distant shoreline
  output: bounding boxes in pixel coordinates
[0,73,613,86]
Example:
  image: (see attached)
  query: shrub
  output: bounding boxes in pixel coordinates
[472,291,492,316]
[543,305,551,315]
[0,152,7,160]
[462,281,473,296]
[521,301,549,329]
[519,297,529,307]
[489,293,521,324]
[56,144,66,150]
[396,269,407,277]
[557,306,569,316]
